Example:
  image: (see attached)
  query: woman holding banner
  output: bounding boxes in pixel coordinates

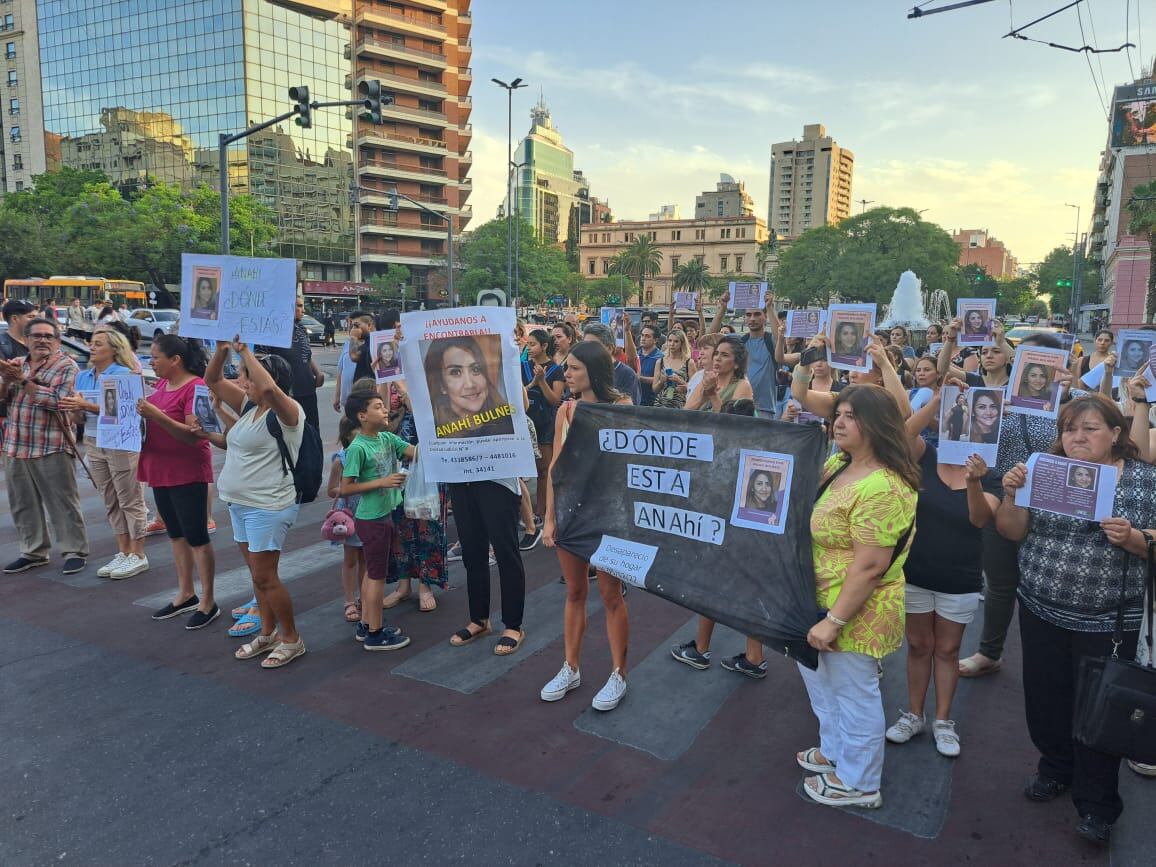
[60,329,150,580]
[796,384,918,809]
[542,340,633,711]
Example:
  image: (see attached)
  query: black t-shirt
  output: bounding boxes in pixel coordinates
[904,443,999,595]
[0,332,28,419]
[262,322,315,398]
[522,357,563,444]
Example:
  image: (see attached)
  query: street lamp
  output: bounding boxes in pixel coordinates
[492,77,527,305]
[511,159,527,307]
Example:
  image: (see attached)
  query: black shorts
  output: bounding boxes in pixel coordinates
[152,483,211,548]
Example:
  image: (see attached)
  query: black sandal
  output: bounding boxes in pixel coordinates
[449,620,491,647]
[493,630,525,656]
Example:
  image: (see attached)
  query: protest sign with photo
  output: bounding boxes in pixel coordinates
[399,306,536,483]
[178,254,298,349]
[600,307,626,348]
[785,309,826,340]
[193,384,221,434]
[937,385,1002,466]
[673,291,698,310]
[552,403,827,668]
[826,303,876,372]
[956,298,996,346]
[369,329,403,383]
[1015,453,1117,521]
[1007,345,1067,418]
[1115,329,1156,379]
[727,281,768,312]
[96,374,144,452]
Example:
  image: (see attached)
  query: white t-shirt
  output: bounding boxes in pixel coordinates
[217,402,304,511]
[686,369,705,396]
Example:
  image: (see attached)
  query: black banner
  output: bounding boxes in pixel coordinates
[553,403,827,669]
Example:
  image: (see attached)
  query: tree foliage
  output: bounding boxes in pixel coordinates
[610,235,663,305]
[367,264,413,308]
[456,216,573,306]
[673,258,712,294]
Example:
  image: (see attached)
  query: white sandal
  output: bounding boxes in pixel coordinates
[261,638,306,669]
[958,653,1002,677]
[797,748,836,773]
[235,632,279,660]
[803,773,882,809]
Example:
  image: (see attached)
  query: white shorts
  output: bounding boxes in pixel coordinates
[904,584,980,624]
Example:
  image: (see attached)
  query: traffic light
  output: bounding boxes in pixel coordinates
[387,185,399,212]
[1055,278,1073,288]
[974,274,983,283]
[289,86,311,128]
[358,79,392,125]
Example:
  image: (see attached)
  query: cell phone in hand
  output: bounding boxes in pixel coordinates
[799,345,824,367]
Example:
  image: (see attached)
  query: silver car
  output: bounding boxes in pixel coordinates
[127,308,180,344]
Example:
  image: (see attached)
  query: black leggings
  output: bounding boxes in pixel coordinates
[152,483,210,548]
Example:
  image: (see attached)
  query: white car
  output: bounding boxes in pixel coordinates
[127,309,180,344]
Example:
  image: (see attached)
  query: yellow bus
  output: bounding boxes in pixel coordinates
[2,276,148,308]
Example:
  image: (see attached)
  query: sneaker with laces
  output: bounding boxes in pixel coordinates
[720,653,768,679]
[932,719,961,757]
[97,553,129,578]
[592,669,627,711]
[1128,760,1156,777]
[540,662,581,702]
[885,710,926,744]
[110,554,150,580]
[355,622,401,643]
[364,628,411,651]
[144,517,167,536]
[670,640,711,670]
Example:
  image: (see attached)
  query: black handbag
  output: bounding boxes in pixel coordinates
[1072,535,1156,763]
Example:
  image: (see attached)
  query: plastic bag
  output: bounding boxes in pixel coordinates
[402,448,438,520]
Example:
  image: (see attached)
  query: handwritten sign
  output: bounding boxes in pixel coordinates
[96,374,144,452]
[178,254,298,349]
[590,535,658,588]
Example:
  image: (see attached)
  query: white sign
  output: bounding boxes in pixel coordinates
[590,534,659,588]
[626,463,690,498]
[399,306,536,483]
[369,329,403,383]
[178,254,298,349]
[633,501,725,545]
[937,385,1002,467]
[826,303,876,373]
[96,374,144,452]
[673,291,698,310]
[729,449,793,536]
[727,281,768,312]
[1015,453,1117,521]
[598,428,715,462]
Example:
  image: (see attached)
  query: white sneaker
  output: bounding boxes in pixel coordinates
[885,710,925,744]
[447,542,462,562]
[488,546,497,567]
[97,553,128,578]
[110,554,150,580]
[592,669,627,711]
[1128,760,1156,777]
[540,662,581,702]
[932,720,960,757]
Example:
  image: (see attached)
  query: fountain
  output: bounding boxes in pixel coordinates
[881,270,929,330]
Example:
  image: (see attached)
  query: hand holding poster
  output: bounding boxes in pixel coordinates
[785,309,826,340]
[1116,329,1156,379]
[369,329,403,383]
[727,281,768,312]
[1008,345,1067,418]
[96,374,144,452]
[956,299,996,346]
[193,384,221,434]
[178,254,298,349]
[937,385,1002,466]
[673,291,698,310]
[600,307,626,348]
[1014,453,1117,521]
[399,306,536,483]
[826,303,876,372]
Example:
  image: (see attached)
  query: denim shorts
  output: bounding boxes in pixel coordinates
[228,502,300,553]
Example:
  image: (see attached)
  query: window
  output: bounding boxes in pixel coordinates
[4,41,13,59]
[8,96,16,114]
[671,230,681,241]
[8,125,18,141]
[717,201,724,217]
[720,228,731,239]
[649,231,657,240]
[670,256,680,272]
[601,258,609,275]
[719,255,729,271]
[735,255,744,272]
[6,69,15,86]
[694,229,705,241]
[602,232,610,242]
[1,14,12,31]
[14,180,22,191]
[587,258,595,275]
[12,153,21,169]
[737,228,746,239]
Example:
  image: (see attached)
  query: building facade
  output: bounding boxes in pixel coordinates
[1,0,47,193]
[579,215,769,306]
[953,228,1018,279]
[350,0,472,301]
[767,123,853,240]
[695,174,754,219]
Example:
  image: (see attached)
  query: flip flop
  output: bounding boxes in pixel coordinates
[958,653,1002,677]
[228,612,262,637]
[494,630,525,656]
[232,597,258,620]
[382,590,412,609]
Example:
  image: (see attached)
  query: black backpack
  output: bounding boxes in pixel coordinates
[241,403,323,504]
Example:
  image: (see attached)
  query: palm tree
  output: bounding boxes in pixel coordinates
[1127,180,1156,320]
[612,235,663,305]
[673,258,711,295]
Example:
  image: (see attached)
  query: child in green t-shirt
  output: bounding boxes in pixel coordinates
[340,392,416,651]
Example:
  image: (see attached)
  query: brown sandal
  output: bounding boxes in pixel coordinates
[493,630,525,656]
[449,620,490,646]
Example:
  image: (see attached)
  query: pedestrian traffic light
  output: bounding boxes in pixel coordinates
[289,86,311,128]
[358,79,392,125]
[387,185,399,212]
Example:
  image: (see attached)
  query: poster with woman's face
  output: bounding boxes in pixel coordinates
[729,449,793,535]
[1007,345,1067,419]
[99,382,119,425]
[825,304,876,372]
[190,266,221,321]
[1115,329,1156,379]
[601,307,626,348]
[937,385,1002,466]
[369,329,403,383]
[956,299,996,346]
[422,333,515,440]
[785,309,826,340]
[193,384,221,434]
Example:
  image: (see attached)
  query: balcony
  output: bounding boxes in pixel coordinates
[358,5,446,37]
[359,156,448,184]
[360,213,448,240]
[357,35,447,69]
[368,69,447,97]
[459,149,472,165]
[377,101,448,128]
[359,188,450,212]
[458,66,472,82]
[357,130,448,157]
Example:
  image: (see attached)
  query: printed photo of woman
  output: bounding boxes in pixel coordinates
[735,468,782,526]
[424,335,515,439]
[190,271,221,321]
[374,338,400,380]
[1015,362,1055,411]
[1067,464,1097,491]
[941,391,969,441]
[1116,338,1151,378]
[830,319,867,367]
[967,390,1002,445]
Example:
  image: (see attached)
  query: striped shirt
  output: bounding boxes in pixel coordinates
[3,352,79,459]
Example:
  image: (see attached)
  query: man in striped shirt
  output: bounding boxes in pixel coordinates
[0,317,89,574]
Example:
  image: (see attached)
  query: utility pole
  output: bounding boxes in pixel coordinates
[1065,203,1081,327]
[491,78,527,305]
[857,198,875,214]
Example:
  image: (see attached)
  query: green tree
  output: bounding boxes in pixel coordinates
[581,274,632,308]
[1036,246,1077,317]
[996,276,1036,317]
[457,216,571,306]
[188,185,278,257]
[772,225,843,306]
[0,209,47,283]
[611,235,663,305]
[367,264,413,307]
[1128,180,1156,320]
[672,258,712,295]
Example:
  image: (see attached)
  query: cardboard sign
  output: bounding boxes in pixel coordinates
[178,254,298,349]
[95,374,144,452]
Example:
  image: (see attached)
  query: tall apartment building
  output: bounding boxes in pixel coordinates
[767,123,853,240]
[1,0,47,193]
[350,0,472,297]
[578,215,769,306]
[953,228,1018,279]
[695,174,754,219]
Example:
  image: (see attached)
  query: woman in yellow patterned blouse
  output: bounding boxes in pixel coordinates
[795,384,919,809]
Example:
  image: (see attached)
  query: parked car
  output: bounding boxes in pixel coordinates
[126,308,180,344]
[299,315,326,345]
[0,321,159,388]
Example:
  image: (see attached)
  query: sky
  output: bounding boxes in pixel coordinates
[466,0,1152,266]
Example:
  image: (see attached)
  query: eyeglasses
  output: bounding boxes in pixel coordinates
[29,333,57,340]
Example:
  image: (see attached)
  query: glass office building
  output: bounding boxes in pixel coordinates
[35,0,353,279]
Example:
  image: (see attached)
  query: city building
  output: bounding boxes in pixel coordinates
[578,215,770,306]
[350,0,473,300]
[512,96,598,247]
[953,228,1019,279]
[695,174,754,219]
[648,204,680,221]
[1,0,47,193]
[767,123,853,240]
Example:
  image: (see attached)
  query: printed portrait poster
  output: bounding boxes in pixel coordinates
[1115,329,1156,380]
[730,449,794,535]
[399,306,536,483]
[1015,453,1117,521]
[600,306,626,348]
[178,254,298,349]
[826,303,876,372]
[95,374,144,452]
[193,384,221,434]
[727,281,768,312]
[937,385,1002,466]
[369,329,403,384]
[1007,345,1067,419]
[673,291,698,310]
[956,298,997,347]
[785,309,826,340]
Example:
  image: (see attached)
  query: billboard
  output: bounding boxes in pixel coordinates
[1110,84,1156,148]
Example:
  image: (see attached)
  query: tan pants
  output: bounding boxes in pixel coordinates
[4,451,89,560]
[87,442,147,540]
